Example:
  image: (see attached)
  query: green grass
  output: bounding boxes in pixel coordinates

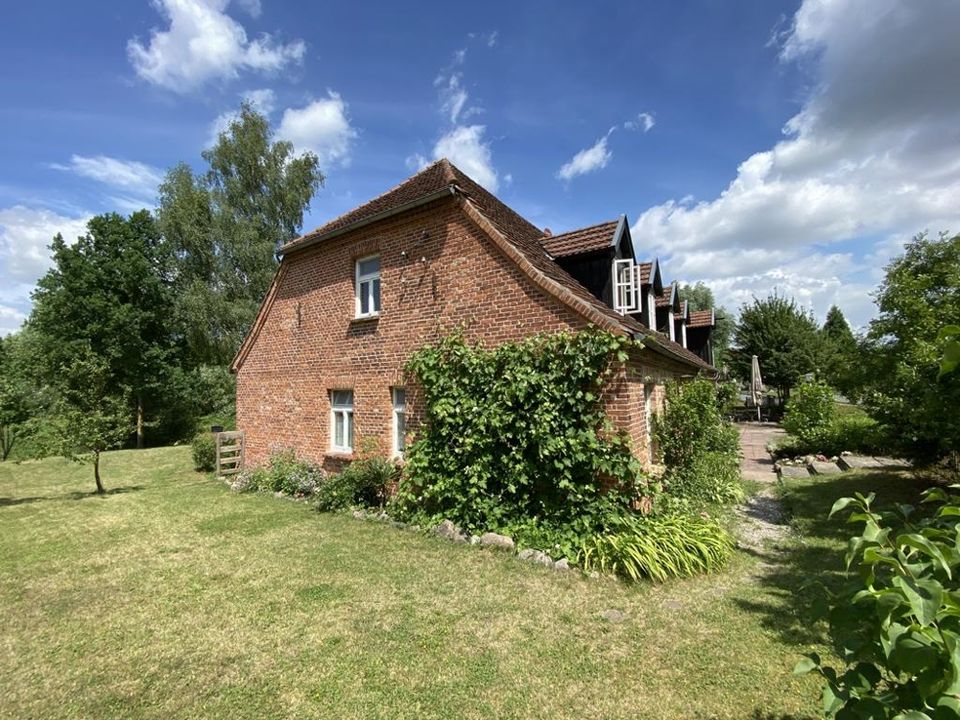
[0,448,927,719]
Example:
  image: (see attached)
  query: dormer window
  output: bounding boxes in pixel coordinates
[355,255,381,318]
[612,259,639,314]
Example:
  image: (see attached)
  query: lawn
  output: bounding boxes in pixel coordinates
[0,447,927,719]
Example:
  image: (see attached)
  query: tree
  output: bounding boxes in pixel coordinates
[158,103,324,367]
[29,211,184,449]
[680,282,733,368]
[858,231,960,462]
[52,350,131,493]
[0,335,32,460]
[820,305,858,394]
[730,293,824,404]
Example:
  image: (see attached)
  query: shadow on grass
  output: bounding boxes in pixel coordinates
[734,470,929,647]
[0,485,145,507]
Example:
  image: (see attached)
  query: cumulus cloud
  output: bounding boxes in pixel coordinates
[0,206,90,284]
[557,129,614,182]
[432,125,498,192]
[276,92,357,168]
[624,112,655,132]
[51,155,163,196]
[208,87,277,144]
[127,0,305,92]
[632,0,960,326]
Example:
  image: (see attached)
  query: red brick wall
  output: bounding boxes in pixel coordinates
[235,196,687,471]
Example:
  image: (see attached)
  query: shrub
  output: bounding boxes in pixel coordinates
[230,449,324,497]
[782,379,837,448]
[315,456,396,512]
[772,407,890,458]
[797,487,960,718]
[578,513,734,582]
[191,432,216,472]
[654,378,741,507]
[392,330,643,534]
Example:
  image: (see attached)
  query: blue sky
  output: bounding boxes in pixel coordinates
[2,0,958,335]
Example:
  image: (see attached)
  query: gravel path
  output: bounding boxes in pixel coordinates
[736,423,789,555]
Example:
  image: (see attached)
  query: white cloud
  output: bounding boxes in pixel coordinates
[127,0,305,92]
[432,125,498,192]
[557,130,614,182]
[632,0,960,327]
[51,155,163,196]
[0,305,27,337]
[624,112,655,132]
[277,91,357,167]
[234,0,261,17]
[0,206,90,284]
[405,153,428,172]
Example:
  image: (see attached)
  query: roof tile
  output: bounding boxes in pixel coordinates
[540,220,619,257]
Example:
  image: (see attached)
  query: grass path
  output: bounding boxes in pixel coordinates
[0,446,925,719]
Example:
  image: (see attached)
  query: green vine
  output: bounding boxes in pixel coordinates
[391,329,645,537]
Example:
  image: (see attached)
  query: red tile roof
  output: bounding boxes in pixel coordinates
[273,159,712,373]
[638,261,653,285]
[539,220,619,258]
[687,309,715,328]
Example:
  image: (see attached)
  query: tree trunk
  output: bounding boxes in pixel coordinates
[94,451,105,494]
[136,395,144,450]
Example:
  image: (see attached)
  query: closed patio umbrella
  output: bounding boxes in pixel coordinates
[750,354,764,421]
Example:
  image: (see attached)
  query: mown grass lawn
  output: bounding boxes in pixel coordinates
[0,447,927,719]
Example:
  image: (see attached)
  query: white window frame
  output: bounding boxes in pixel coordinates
[668,310,675,341]
[392,387,406,458]
[681,322,688,348]
[355,254,381,318]
[330,390,354,453]
[647,289,656,329]
[612,259,639,314]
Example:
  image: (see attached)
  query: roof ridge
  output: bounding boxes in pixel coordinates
[548,219,620,238]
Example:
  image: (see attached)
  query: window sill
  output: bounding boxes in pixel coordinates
[350,314,380,326]
[326,451,355,460]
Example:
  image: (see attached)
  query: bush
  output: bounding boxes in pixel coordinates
[773,405,890,458]
[578,513,734,582]
[782,380,837,448]
[797,487,960,717]
[230,449,325,497]
[315,456,396,512]
[654,379,741,507]
[392,330,643,534]
[191,432,216,471]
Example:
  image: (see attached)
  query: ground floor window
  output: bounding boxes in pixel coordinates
[392,387,406,457]
[331,390,354,452]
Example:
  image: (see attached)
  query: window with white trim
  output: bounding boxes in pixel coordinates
[330,390,354,453]
[355,255,381,318]
[612,258,639,314]
[647,289,656,329]
[668,311,675,341]
[392,387,406,458]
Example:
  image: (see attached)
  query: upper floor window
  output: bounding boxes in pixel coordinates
[331,390,354,453]
[612,258,639,315]
[355,255,381,318]
[392,387,406,458]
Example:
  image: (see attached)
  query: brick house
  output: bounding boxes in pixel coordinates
[231,159,716,471]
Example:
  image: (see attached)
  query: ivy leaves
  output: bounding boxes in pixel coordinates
[393,330,643,535]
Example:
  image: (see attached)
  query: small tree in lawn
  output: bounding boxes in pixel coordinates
[53,351,130,494]
[0,335,32,461]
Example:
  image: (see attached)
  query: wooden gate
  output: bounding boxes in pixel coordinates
[215,431,245,477]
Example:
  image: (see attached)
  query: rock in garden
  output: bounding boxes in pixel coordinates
[777,464,811,479]
[518,549,552,565]
[601,609,626,623]
[434,519,466,542]
[352,509,365,519]
[553,558,570,571]
[479,532,515,551]
[808,460,842,475]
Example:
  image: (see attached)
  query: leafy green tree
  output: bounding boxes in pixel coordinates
[859,231,960,462]
[158,103,324,366]
[820,305,858,394]
[680,282,733,368]
[730,293,824,404]
[29,211,183,448]
[0,335,33,460]
[51,350,131,493]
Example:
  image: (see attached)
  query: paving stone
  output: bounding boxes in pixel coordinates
[808,460,843,475]
[838,455,911,471]
[777,464,811,479]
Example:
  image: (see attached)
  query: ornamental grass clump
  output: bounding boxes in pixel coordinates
[578,513,734,582]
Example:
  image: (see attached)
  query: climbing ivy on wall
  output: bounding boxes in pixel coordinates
[392,329,645,534]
